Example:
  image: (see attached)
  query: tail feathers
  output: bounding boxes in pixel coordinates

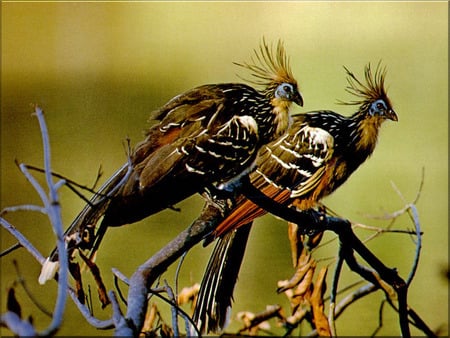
[193,223,252,334]
[39,163,131,284]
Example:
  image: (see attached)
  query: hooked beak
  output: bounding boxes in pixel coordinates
[294,91,304,107]
[386,108,398,121]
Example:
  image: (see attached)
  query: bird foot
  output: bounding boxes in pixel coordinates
[201,186,235,216]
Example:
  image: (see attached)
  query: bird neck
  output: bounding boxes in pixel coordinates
[350,112,383,155]
[270,97,292,138]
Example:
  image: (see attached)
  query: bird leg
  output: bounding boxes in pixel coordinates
[201,192,230,215]
[202,184,239,216]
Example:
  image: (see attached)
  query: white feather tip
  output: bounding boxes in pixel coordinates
[38,258,59,285]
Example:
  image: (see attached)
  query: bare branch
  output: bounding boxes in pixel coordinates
[0,243,22,257]
[67,287,114,330]
[1,106,69,336]
[0,217,46,265]
[163,280,179,337]
[123,200,225,335]
[1,105,431,337]
[109,291,129,335]
[406,204,422,286]
[1,312,36,336]
[1,204,47,216]
[329,243,345,336]
[334,283,378,318]
[21,163,106,206]
[30,105,69,337]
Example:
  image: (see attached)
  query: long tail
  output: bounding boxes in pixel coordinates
[193,222,252,334]
[39,163,131,284]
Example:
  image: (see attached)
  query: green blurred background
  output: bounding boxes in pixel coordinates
[1,2,448,336]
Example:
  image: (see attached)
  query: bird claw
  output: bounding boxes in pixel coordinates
[201,187,234,216]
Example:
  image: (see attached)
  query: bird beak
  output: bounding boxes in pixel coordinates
[294,91,304,107]
[386,109,398,121]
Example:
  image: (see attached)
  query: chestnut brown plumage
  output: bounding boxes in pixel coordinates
[39,40,303,284]
[193,63,397,333]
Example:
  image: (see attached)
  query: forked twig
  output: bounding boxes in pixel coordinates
[1,106,69,336]
[18,162,105,206]
[1,106,433,337]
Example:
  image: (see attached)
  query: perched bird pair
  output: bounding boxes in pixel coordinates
[38,38,397,337]
[39,39,303,283]
[193,63,397,333]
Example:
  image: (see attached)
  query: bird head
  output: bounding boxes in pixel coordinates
[340,62,398,122]
[234,38,303,107]
[275,83,304,107]
[368,99,398,121]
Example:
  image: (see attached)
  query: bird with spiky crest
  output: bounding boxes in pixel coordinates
[193,62,397,334]
[39,39,303,284]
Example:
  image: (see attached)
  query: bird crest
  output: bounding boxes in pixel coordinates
[234,38,297,89]
[339,62,390,108]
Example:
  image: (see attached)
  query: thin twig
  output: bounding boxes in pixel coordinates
[1,204,47,216]
[332,219,411,338]
[406,204,422,286]
[164,280,179,337]
[174,252,188,335]
[67,287,114,330]
[363,169,424,222]
[352,222,420,235]
[109,291,129,335]
[1,312,36,336]
[17,162,48,209]
[21,163,110,206]
[173,252,196,335]
[372,299,387,336]
[30,106,69,337]
[0,217,46,265]
[334,283,378,318]
[147,288,202,336]
[329,243,345,337]
[112,269,129,306]
[0,243,22,257]
[406,308,437,337]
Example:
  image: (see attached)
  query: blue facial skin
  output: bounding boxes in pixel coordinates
[369,99,389,117]
[275,83,303,106]
[275,83,295,100]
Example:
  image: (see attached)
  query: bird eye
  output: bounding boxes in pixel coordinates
[283,85,292,93]
[275,83,298,101]
[376,102,384,110]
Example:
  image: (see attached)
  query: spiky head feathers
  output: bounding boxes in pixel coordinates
[340,63,391,109]
[235,39,296,86]
[234,39,302,105]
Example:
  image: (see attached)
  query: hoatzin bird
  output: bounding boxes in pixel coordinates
[38,39,303,284]
[193,63,398,333]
